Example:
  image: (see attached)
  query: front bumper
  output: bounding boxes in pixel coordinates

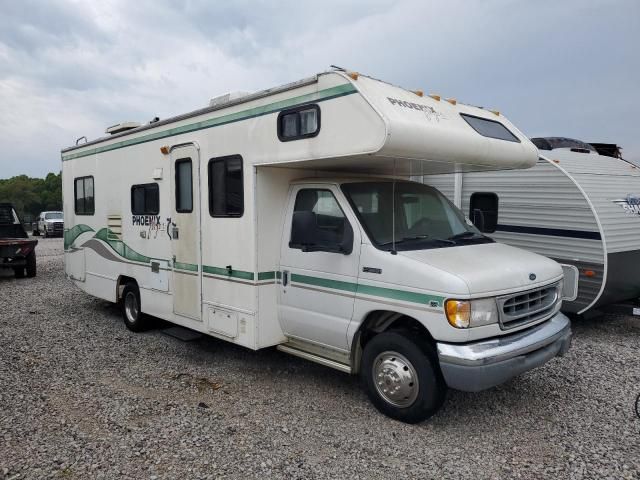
[437,313,571,392]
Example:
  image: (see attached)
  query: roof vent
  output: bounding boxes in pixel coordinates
[105,121,141,135]
[209,91,252,108]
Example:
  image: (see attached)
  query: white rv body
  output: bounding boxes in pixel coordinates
[424,144,640,314]
[62,71,571,422]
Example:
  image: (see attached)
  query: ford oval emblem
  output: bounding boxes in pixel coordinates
[529,273,537,281]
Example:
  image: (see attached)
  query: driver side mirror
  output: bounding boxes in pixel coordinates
[471,208,486,232]
[290,211,353,255]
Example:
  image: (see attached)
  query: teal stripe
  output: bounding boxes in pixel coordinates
[257,271,276,281]
[64,224,94,250]
[291,273,443,306]
[291,273,358,293]
[203,265,255,281]
[356,283,442,306]
[94,228,154,264]
[174,261,198,272]
[62,84,358,161]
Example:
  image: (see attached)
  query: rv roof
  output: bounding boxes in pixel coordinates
[62,74,320,153]
[531,137,597,153]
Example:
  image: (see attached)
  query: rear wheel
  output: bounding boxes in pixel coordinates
[26,251,36,278]
[120,282,149,332]
[361,331,446,423]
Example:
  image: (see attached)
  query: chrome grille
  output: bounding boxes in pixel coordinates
[497,283,559,330]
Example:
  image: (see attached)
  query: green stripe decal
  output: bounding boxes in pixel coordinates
[356,284,442,306]
[64,224,94,250]
[174,262,198,272]
[291,273,358,293]
[203,265,255,281]
[257,271,276,281]
[291,273,443,306]
[62,84,358,161]
[94,228,154,264]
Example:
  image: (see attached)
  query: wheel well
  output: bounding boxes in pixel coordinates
[350,310,435,374]
[116,275,138,302]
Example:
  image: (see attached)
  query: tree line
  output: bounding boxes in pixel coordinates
[0,173,62,223]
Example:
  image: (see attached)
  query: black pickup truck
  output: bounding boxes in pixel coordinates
[0,203,37,278]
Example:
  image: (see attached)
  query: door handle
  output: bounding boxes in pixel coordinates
[282,270,289,287]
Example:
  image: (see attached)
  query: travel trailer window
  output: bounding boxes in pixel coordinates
[290,189,348,250]
[131,183,159,215]
[208,155,244,217]
[277,104,320,141]
[469,192,499,233]
[460,114,519,143]
[175,159,193,213]
[74,176,95,215]
[343,182,486,252]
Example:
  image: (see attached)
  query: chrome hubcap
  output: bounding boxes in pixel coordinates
[124,292,139,323]
[373,351,419,407]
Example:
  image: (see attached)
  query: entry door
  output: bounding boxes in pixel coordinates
[278,185,361,351]
[170,145,202,320]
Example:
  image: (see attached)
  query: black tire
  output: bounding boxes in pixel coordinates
[14,267,25,279]
[120,282,149,332]
[43,228,48,238]
[361,331,446,424]
[26,251,36,278]
[32,228,39,236]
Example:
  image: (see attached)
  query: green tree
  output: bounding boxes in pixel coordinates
[0,172,62,222]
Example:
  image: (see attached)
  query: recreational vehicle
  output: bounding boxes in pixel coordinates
[424,137,640,317]
[61,71,571,423]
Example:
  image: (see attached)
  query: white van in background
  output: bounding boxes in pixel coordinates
[61,70,571,423]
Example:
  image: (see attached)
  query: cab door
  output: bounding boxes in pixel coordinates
[278,185,361,351]
[169,144,202,321]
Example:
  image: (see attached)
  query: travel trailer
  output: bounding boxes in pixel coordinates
[424,137,640,317]
[61,70,571,423]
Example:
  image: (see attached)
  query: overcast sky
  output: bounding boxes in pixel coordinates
[0,0,638,178]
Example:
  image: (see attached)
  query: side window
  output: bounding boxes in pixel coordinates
[74,176,95,215]
[469,192,498,233]
[277,104,320,141]
[175,158,193,213]
[290,189,352,253]
[131,183,159,215]
[208,155,244,217]
[460,114,520,143]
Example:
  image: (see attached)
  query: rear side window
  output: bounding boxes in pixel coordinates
[175,159,193,213]
[131,183,159,215]
[461,114,520,143]
[208,155,244,217]
[74,176,95,215]
[469,192,499,233]
[278,104,320,141]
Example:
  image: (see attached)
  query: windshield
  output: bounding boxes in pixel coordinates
[45,212,63,220]
[342,182,491,251]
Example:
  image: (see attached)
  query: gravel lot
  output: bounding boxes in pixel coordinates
[1,237,639,479]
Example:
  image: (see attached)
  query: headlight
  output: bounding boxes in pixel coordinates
[556,280,564,309]
[445,298,499,329]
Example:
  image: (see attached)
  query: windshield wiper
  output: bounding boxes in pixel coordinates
[381,235,455,246]
[448,231,485,241]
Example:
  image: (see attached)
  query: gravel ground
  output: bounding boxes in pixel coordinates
[1,237,639,479]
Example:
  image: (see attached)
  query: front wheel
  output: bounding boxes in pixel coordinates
[361,331,446,423]
[120,283,149,332]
